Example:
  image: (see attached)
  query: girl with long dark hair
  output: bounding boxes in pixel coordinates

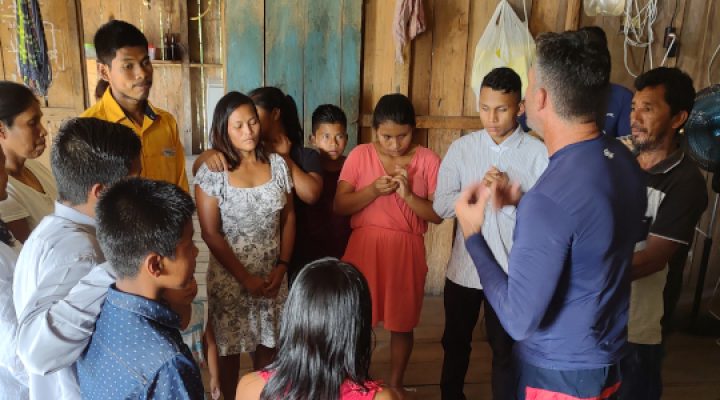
[235,258,396,400]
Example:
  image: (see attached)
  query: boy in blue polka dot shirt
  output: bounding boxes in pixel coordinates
[77,178,204,399]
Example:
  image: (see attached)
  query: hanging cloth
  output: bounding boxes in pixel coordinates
[393,0,426,63]
[15,0,53,102]
[470,0,534,111]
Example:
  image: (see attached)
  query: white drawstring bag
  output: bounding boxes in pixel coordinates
[470,0,534,111]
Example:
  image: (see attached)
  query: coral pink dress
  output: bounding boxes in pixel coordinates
[340,143,440,332]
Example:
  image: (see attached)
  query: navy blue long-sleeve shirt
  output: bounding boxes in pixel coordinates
[466,135,647,370]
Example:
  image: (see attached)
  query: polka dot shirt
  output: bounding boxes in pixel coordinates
[76,286,204,399]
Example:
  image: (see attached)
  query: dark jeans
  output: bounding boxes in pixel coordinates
[617,343,664,400]
[515,359,621,400]
[441,278,515,400]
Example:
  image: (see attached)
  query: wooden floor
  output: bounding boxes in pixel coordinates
[186,158,720,399]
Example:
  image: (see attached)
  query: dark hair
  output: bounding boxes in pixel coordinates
[634,67,695,117]
[0,81,38,127]
[94,20,148,65]
[96,178,195,279]
[94,80,109,100]
[51,118,141,206]
[210,91,268,170]
[261,258,374,400]
[372,93,416,129]
[578,26,608,48]
[249,87,304,148]
[481,67,522,99]
[311,104,347,134]
[535,30,611,122]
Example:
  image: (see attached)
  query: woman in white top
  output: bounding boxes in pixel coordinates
[0,143,28,399]
[0,81,57,243]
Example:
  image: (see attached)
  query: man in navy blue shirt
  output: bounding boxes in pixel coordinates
[455,29,647,399]
[77,179,204,400]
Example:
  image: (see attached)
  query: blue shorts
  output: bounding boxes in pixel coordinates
[515,359,621,400]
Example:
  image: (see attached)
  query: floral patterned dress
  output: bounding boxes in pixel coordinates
[195,154,293,356]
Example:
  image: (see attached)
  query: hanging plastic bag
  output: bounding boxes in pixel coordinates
[470,0,534,111]
[584,0,625,17]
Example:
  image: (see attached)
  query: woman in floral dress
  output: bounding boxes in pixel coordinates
[195,91,295,400]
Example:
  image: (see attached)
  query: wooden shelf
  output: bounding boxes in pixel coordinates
[150,60,222,68]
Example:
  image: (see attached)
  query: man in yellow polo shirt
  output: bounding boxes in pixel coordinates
[82,20,189,192]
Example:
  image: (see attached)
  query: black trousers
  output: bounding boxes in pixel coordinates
[441,278,515,400]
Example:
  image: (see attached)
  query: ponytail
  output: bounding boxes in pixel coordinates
[249,86,304,148]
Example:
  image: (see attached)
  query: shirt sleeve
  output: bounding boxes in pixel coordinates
[424,148,441,196]
[294,147,323,175]
[465,191,574,340]
[274,154,294,194]
[171,119,190,192]
[15,262,114,375]
[0,265,27,386]
[193,165,224,198]
[433,142,462,219]
[649,173,708,244]
[146,354,204,400]
[338,146,363,188]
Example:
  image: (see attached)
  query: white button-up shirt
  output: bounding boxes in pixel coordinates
[13,203,113,400]
[0,240,27,400]
[433,127,548,289]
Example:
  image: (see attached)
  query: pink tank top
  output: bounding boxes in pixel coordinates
[258,370,382,399]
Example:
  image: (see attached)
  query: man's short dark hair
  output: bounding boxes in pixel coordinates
[481,67,522,100]
[94,20,148,65]
[311,104,347,134]
[535,30,611,122]
[51,118,141,206]
[96,178,195,279]
[634,67,695,117]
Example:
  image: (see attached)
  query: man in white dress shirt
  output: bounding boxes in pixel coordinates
[13,118,141,399]
[433,68,548,400]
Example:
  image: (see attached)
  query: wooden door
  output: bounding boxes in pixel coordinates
[224,0,362,150]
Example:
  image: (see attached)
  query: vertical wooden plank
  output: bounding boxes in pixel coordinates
[303,0,342,143]
[340,0,362,152]
[462,0,504,118]
[265,0,306,129]
[360,0,396,145]
[425,0,471,294]
[224,0,264,93]
[529,0,569,36]
[564,0,583,30]
[409,0,435,147]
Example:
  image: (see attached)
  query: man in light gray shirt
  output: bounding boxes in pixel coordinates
[433,68,547,400]
[13,118,141,400]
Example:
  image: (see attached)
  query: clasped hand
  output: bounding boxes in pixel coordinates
[242,265,286,298]
[455,167,522,238]
[373,166,412,200]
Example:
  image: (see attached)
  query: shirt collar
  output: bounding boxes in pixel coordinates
[54,202,96,227]
[483,125,524,151]
[100,88,159,123]
[106,285,180,329]
[644,148,685,175]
